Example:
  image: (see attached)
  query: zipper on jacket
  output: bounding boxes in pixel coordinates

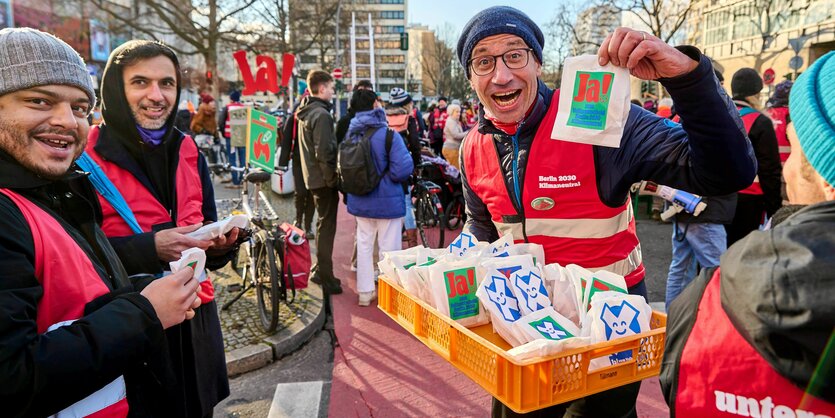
[511,132,521,210]
[510,123,529,243]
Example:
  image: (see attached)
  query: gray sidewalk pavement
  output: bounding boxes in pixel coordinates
[210,173,325,376]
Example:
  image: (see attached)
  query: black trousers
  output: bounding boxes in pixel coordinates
[292,155,315,231]
[431,139,444,159]
[491,281,648,418]
[725,194,765,247]
[311,186,339,283]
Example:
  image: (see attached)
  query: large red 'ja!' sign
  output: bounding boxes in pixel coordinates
[233,50,295,95]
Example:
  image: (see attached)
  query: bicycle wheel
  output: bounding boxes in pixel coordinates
[417,194,446,249]
[444,195,466,230]
[252,234,280,333]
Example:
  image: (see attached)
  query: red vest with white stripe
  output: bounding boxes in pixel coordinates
[0,189,129,417]
[462,91,644,287]
[675,269,835,417]
[738,106,764,195]
[224,102,244,138]
[767,106,791,164]
[85,126,215,302]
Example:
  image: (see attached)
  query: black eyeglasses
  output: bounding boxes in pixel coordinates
[468,48,533,76]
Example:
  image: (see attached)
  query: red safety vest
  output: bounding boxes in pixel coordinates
[224,102,244,138]
[85,126,215,303]
[433,108,448,131]
[767,106,792,164]
[738,106,764,195]
[675,269,835,417]
[462,91,644,286]
[0,189,129,417]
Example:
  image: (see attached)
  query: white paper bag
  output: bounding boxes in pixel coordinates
[506,336,592,362]
[507,243,546,268]
[428,257,490,328]
[551,55,631,148]
[476,268,525,347]
[483,233,515,258]
[544,264,582,327]
[508,267,552,316]
[401,260,435,305]
[513,307,580,344]
[479,254,535,281]
[378,254,416,287]
[583,292,652,371]
[447,231,480,257]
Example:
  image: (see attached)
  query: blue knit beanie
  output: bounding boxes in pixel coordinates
[457,6,544,79]
[790,51,835,187]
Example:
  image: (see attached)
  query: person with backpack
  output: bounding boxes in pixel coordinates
[340,89,414,306]
[428,96,448,157]
[386,88,422,248]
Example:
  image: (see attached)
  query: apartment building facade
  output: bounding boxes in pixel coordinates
[290,0,408,99]
[688,0,835,88]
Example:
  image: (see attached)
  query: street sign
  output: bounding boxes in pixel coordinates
[763,68,776,85]
[332,68,343,80]
[246,108,278,173]
[789,55,804,70]
[788,36,808,54]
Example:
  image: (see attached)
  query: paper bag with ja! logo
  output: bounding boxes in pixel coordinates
[551,55,631,148]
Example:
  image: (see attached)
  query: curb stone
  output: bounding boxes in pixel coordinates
[225,285,326,377]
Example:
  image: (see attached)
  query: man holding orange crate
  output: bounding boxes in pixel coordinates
[457,6,757,417]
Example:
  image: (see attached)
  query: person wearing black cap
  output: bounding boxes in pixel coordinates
[456,6,757,417]
[727,67,782,246]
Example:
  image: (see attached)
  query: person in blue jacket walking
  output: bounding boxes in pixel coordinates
[345,89,415,306]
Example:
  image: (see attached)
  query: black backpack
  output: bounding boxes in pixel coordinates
[337,127,393,195]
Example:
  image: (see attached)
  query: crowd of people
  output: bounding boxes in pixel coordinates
[0,3,832,415]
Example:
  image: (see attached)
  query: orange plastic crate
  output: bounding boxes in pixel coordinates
[377,275,667,413]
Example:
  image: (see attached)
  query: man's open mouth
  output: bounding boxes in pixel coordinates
[492,90,522,107]
[36,137,71,149]
[142,105,167,117]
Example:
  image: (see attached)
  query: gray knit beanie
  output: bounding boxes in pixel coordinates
[0,28,96,106]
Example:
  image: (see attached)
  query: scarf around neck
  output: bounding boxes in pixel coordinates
[136,125,167,147]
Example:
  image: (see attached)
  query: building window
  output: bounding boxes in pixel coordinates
[380,0,404,4]
[375,25,405,34]
[704,9,731,45]
[380,69,404,79]
[379,10,404,19]
[378,54,405,63]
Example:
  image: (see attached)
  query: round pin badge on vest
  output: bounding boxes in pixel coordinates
[531,197,556,211]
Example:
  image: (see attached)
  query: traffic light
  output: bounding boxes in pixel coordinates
[400,32,409,51]
[640,80,656,97]
[206,70,213,82]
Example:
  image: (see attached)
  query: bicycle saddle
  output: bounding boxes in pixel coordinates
[245,171,272,184]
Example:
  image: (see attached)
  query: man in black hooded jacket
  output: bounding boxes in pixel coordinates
[85,40,236,417]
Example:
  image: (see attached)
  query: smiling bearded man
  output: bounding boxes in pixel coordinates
[456,6,758,418]
[83,40,237,417]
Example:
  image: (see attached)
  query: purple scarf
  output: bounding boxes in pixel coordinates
[136,125,167,147]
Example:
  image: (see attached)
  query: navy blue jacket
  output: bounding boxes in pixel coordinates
[461,47,757,241]
[345,109,414,219]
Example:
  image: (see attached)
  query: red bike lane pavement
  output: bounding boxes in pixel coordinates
[327,203,670,417]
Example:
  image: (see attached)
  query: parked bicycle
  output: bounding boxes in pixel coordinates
[215,163,286,333]
[412,161,446,248]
